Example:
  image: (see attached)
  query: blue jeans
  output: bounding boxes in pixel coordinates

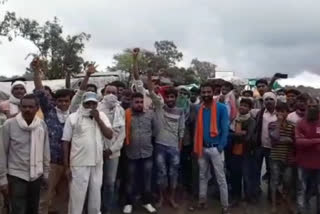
[296,167,320,214]
[270,160,292,195]
[102,158,119,213]
[155,144,180,190]
[125,157,153,205]
[230,154,257,200]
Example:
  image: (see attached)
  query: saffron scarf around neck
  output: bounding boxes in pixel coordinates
[194,101,218,157]
[125,108,132,145]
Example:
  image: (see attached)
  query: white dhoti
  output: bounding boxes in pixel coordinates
[68,163,103,214]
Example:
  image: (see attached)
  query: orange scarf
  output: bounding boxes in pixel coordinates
[125,109,132,145]
[194,101,219,157]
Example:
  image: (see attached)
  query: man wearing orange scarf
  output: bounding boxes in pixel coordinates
[123,92,156,214]
[193,82,230,214]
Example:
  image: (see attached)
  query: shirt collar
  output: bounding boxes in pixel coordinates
[264,108,276,115]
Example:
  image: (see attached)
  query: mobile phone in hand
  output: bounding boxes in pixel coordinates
[275,73,288,79]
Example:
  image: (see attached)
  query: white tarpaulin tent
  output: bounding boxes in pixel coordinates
[0,79,66,98]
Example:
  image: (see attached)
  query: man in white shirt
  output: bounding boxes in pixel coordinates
[0,80,27,118]
[287,93,308,125]
[0,94,50,214]
[255,92,277,199]
[62,92,113,214]
[99,85,125,214]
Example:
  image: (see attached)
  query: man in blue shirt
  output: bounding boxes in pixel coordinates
[192,82,230,214]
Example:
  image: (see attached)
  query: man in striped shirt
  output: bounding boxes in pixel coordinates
[269,102,295,213]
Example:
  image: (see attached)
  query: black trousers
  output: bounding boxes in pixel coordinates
[126,157,153,205]
[8,175,42,214]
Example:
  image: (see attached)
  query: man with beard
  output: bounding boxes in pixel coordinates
[0,80,27,118]
[287,93,309,125]
[99,84,125,214]
[191,82,230,214]
[63,92,113,214]
[147,72,185,209]
[0,94,50,214]
[255,92,277,199]
[111,81,126,101]
[286,93,309,209]
[285,89,301,113]
[296,97,320,214]
[122,92,156,214]
[120,89,133,110]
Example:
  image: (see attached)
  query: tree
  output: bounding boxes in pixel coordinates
[154,40,183,66]
[190,58,216,81]
[109,48,149,73]
[0,13,90,79]
[109,48,169,74]
[165,66,199,85]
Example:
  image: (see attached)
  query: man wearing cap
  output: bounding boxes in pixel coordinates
[255,92,277,199]
[62,92,113,214]
[0,80,26,118]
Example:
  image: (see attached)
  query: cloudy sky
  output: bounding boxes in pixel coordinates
[1,0,320,87]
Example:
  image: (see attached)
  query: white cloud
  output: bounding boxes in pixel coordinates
[278,71,320,89]
[1,0,320,86]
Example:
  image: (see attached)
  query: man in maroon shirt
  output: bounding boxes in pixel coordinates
[295,97,320,214]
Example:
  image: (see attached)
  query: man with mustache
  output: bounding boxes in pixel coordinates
[0,94,50,214]
[32,58,75,214]
[255,92,278,199]
[147,71,185,209]
[296,97,320,214]
[285,89,301,113]
[122,92,156,214]
[287,93,309,125]
[0,80,27,118]
[192,82,230,214]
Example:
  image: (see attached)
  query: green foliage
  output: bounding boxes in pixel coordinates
[154,40,183,66]
[109,41,183,74]
[109,41,201,85]
[165,67,200,85]
[190,58,216,81]
[0,13,90,79]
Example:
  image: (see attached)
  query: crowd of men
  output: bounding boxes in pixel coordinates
[0,48,319,214]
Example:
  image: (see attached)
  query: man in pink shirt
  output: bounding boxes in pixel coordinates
[295,97,320,214]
